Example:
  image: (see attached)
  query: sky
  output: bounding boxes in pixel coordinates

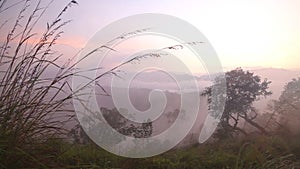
[1,0,300,71]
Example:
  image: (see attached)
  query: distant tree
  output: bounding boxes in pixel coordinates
[203,68,272,138]
[277,78,300,112]
[69,107,153,144]
[273,78,300,134]
[101,107,153,139]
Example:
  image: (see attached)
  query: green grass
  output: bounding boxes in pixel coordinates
[2,134,298,169]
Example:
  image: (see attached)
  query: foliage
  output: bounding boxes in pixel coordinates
[69,107,153,145]
[276,78,300,134]
[203,68,272,138]
[101,107,153,138]
[32,134,299,169]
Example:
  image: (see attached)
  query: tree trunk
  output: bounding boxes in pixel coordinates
[243,116,269,135]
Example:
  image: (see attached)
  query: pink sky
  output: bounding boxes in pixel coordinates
[65,0,300,70]
[1,0,300,70]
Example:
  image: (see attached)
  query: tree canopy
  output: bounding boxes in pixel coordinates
[203,68,272,138]
[274,78,300,134]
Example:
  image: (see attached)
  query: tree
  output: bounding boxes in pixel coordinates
[203,68,272,138]
[274,78,300,134]
[69,107,153,144]
[101,107,153,139]
[278,78,300,111]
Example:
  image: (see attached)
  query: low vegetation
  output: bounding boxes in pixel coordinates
[1,132,299,168]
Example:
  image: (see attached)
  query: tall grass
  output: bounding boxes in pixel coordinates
[0,0,80,167]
